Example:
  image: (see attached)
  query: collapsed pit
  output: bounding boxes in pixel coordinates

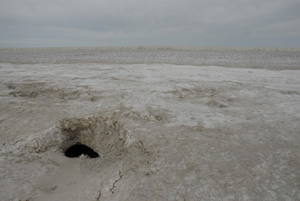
[64,143,99,158]
[60,115,128,161]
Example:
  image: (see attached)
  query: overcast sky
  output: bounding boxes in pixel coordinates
[0,0,300,48]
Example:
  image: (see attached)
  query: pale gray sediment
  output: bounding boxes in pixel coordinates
[0,47,299,200]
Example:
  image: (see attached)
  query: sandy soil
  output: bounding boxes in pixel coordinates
[0,47,300,200]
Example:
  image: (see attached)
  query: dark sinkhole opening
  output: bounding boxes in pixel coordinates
[64,143,99,158]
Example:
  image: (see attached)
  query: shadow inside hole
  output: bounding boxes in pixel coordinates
[64,143,99,158]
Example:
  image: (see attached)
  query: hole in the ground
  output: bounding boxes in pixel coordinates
[64,143,99,158]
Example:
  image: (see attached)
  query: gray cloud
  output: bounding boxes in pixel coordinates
[0,0,299,47]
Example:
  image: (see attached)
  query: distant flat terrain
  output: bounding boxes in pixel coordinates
[1,46,300,69]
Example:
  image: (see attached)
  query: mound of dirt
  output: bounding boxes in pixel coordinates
[1,113,134,163]
[0,112,156,200]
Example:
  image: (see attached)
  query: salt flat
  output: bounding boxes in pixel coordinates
[0,47,300,201]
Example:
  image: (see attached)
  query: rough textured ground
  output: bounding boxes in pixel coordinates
[0,47,300,201]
